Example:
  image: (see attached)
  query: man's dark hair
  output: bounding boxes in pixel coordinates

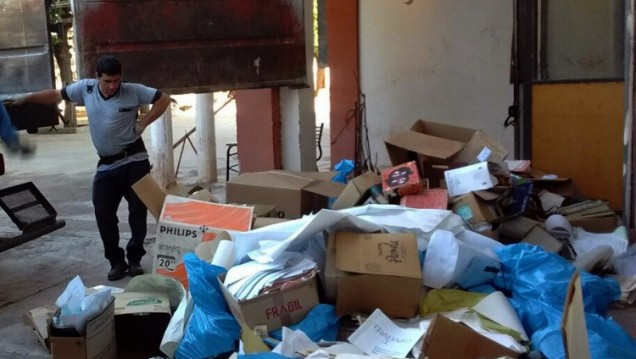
[96,55,122,77]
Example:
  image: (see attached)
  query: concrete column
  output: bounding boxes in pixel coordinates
[280,87,316,171]
[195,93,217,182]
[235,89,281,172]
[150,108,175,188]
[326,0,359,167]
[281,0,317,171]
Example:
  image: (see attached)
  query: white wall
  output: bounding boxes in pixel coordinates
[359,0,515,167]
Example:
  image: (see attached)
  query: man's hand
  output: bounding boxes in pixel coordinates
[4,95,27,106]
[134,122,147,136]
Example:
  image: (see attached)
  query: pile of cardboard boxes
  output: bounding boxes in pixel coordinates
[25,119,628,359]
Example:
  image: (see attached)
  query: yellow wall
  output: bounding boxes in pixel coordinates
[532,82,624,209]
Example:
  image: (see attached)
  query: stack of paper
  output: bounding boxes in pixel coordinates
[224,252,317,300]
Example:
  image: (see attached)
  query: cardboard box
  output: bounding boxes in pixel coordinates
[452,191,499,226]
[153,195,253,287]
[384,119,508,171]
[331,171,382,210]
[218,272,319,331]
[421,314,519,359]
[328,232,423,319]
[49,297,117,359]
[226,171,344,219]
[113,291,172,357]
[381,161,423,196]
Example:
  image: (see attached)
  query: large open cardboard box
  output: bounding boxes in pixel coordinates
[218,273,319,331]
[48,297,117,359]
[226,171,344,219]
[384,119,508,173]
[327,232,423,319]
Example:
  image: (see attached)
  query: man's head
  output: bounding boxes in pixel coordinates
[96,55,122,98]
[96,55,122,77]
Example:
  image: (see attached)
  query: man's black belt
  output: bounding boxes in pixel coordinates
[98,138,147,166]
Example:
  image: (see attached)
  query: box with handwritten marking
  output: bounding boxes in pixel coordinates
[325,232,422,319]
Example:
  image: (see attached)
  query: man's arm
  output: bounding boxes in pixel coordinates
[9,89,63,106]
[138,92,171,128]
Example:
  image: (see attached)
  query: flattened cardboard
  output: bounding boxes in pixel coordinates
[154,195,253,288]
[132,174,166,221]
[331,171,382,210]
[218,273,319,331]
[49,297,116,359]
[331,232,423,318]
[23,304,57,350]
[421,314,519,359]
[561,272,591,359]
[226,171,344,219]
[452,191,499,225]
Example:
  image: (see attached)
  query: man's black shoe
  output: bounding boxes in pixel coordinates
[128,262,144,277]
[108,262,129,281]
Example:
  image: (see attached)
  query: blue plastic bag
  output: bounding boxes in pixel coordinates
[175,253,241,359]
[331,159,355,184]
[269,304,340,342]
[491,243,636,358]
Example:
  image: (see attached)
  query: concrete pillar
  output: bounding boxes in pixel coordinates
[195,93,217,182]
[150,108,175,188]
[280,0,317,171]
[235,89,281,172]
[326,0,359,167]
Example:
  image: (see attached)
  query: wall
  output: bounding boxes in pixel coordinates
[358,0,514,167]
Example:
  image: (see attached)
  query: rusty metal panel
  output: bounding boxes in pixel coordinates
[73,0,308,94]
[0,0,54,95]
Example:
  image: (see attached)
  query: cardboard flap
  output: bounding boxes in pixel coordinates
[231,172,314,190]
[334,232,422,279]
[454,130,509,165]
[562,272,591,359]
[331,172,382,210]
[132,174,167,222]
[411,119,475,142]
[473,190,500,202]
[303,180,346,198]
[385,130,465,161]
[423,314,519,359]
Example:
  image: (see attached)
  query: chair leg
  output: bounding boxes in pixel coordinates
[226,144,232,181]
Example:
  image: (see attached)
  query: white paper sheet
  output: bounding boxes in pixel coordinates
[348,309,425,358]
[228,204,459,264]
[472,291,528,341]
